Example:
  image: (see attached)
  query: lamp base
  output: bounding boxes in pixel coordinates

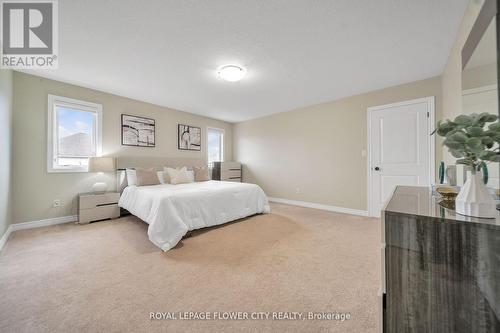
[92,182,108,193]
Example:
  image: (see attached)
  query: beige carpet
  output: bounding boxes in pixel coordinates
[0,203,380,333]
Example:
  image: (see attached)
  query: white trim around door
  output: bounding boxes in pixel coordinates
[367,96,436,217]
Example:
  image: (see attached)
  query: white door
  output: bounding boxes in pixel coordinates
[368,97,434,217]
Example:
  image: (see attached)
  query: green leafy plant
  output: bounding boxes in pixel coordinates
[432,113,500,174]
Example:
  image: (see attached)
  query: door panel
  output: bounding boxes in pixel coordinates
[370,98,433,217]
[380,113,418,165]
[381,175,419,204]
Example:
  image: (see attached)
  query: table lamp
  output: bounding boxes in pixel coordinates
[88,157,115,193]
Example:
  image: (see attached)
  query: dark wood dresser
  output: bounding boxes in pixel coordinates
[382,186,500,332]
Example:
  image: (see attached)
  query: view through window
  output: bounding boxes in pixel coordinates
[48,95,102,172]
[207,128,224,166]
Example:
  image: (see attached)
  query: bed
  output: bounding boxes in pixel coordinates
[116,157,270,251]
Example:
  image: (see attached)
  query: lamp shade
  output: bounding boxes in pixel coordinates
[88,157,115,173]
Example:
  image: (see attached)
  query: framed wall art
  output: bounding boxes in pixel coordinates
[121,114,155,147]
[178,124,201,151]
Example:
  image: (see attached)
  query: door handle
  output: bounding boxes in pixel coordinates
[374,167,380,171]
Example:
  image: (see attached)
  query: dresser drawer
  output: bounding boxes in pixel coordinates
[224,177,242,182]
[79,205,120,224]
[221,162,241,171]
[222,169,242,179]
[79,192,120,210]
[212,161,242,181]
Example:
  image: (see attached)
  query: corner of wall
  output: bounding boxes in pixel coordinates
[0,69,14,241]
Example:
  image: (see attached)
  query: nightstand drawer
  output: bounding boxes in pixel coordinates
[79,192,120,210]
[79,205,120,224]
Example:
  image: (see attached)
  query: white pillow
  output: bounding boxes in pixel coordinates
[163,169,171,183]
[164,167,193,185]
[157,171,166,184]
[126,169,137,186]
[187,170,195,182]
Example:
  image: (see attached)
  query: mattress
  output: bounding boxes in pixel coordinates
[118,180,270,251]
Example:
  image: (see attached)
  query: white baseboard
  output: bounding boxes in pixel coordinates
[268,197,368,217]
[0,215,78,252]
[9,215,78,232]
[0,226,12,252]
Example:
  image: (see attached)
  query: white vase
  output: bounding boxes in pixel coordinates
[455,172,496,218]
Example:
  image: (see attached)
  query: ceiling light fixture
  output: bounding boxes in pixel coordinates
[218,65,246,82]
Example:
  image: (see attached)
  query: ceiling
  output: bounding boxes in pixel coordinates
[23,0,469,122]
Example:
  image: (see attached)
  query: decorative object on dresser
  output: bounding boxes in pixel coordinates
[438,161,445,184]
[432,112,499,218]
[78,192,121,224]
[178,124,201,151]
[435,186,458,203]
[445,165,457,186]
[382,186,500,333]
[121,114,155,147]
[88,157,116,193]
[212,162,242,182]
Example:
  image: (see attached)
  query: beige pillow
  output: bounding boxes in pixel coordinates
[135,168,160,186]
[164,167,192,185]
[194,166,210,182]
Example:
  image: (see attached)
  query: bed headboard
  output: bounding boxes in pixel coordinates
[116,156,206,192]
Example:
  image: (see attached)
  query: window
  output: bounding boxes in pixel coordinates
[207,127,224,165]
[47,95,102,172]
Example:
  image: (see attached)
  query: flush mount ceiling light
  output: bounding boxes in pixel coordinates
[218,65,246,82]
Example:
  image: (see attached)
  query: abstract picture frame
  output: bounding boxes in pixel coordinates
[178,124,201,151]
[121,114,155,147]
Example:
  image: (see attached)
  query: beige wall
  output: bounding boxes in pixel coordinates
[463,63,497,90]
[234,77,442,211]
[0,70,13,237]
[12,72,233,223]
[441,0,483,164]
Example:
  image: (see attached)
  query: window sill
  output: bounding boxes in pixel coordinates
[47,168,89,174]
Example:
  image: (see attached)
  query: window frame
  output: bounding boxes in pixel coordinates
[206,127,225,165]
[47,94,103,173]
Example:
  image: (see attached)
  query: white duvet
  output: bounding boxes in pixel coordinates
[118,181,270,251]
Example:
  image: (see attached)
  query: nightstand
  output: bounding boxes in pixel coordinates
[78,192,120,224]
